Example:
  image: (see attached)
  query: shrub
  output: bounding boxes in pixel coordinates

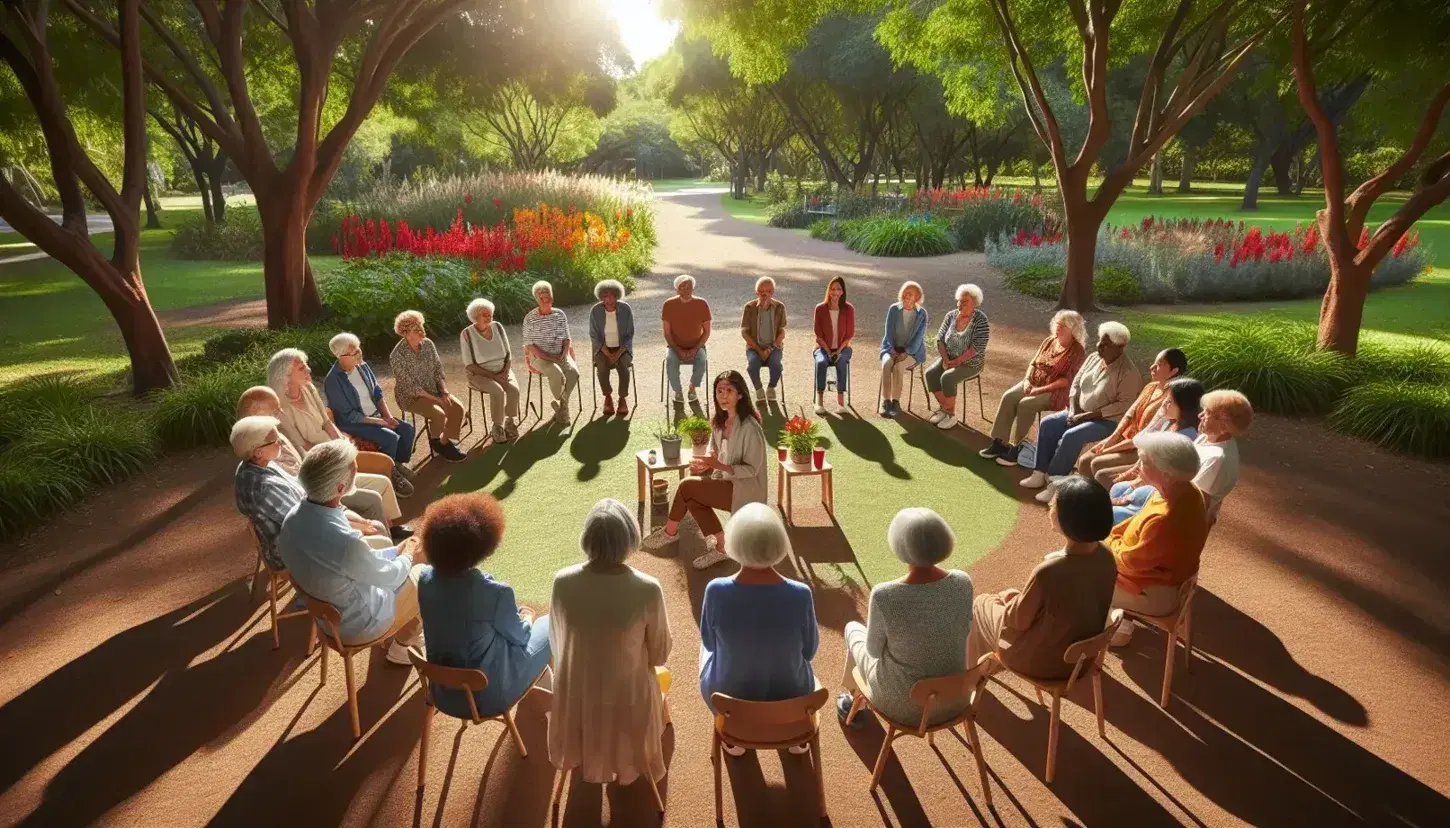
[766,201,812,229]
[1353,341,1450,386]
[171,208,266,260]
[808,218,839,241]
[947,193,1055,251]
[1003,263,1065,300]
[1181,320,1353,415]
[1331,380,1450,458]
[1095,264,1143,305]
[150,363,257,450]
[846,218,955,257]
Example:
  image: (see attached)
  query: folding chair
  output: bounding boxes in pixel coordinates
[1120,576,1199,707]
[407,648,536,789]
[525,348,583,422]
[874,360,933,416]
[588,354,638,415]
[984,610,1124,782]
[659,351,710,411]
[249,523,307,650]
[711,685,830,825]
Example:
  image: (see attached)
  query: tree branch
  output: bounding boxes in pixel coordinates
[1290,0,1349,256]
[1344,82,1450,242]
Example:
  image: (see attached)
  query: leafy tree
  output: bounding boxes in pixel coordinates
[0,0,178,393]
[670,38,790,198]
[584,97,695,179]
[464,77,608,171]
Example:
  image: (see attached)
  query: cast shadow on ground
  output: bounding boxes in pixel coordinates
[823,416,909,480]
[432,425,571,501]
[569,417,631,482]
[1,583,302,827]
[717,746,838,828]
[558,725,676,828]
[896,416,1037,505]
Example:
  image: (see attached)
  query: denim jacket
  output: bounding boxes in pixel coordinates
[879,303,929,365]
[324,361,385,425]
[588,301,635,354]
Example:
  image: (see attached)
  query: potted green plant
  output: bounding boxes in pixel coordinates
[676,415,712,449]
[781,414,820,465]
[653,423,682,462]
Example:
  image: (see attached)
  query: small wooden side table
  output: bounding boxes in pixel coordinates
[777,457,834,525]
[636,446,699,504]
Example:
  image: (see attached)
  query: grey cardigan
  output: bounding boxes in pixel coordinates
[589,301,635,354]
[709,415,768,512]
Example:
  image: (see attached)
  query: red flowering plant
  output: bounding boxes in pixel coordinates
[781,414,820,457]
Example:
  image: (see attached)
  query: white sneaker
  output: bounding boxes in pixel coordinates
[787,743,811,755]
[1034,487,1055,504]
[687,387,699,402]
[936,415,958,430]
[691,549,729,570]
[1110,621,1135,647]
[386,640,414,665]
[1019,471,1048,489]
[766,386,778,401]
[814,402,827,415]
[723,743,747,757]
[928,410,947,424]
[754,386,766,401]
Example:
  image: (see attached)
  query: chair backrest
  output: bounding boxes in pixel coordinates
[408,647,490,720]
[296,587,348,650]
[712,686,829,746]
[905,658,993,732]
[1059,609,1125,692]
[1175,574,1200,619]
[247,521,282,572]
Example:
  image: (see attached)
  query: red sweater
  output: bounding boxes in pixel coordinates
[813,302,855,349]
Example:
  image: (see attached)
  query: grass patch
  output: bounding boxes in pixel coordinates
[649,178,714,193]
[846,218,955,257]
[1330,381,1450,458]
[1180,320,1353,415]
[718,192,773,224]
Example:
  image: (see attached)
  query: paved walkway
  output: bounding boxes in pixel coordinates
[1,191,1448,827]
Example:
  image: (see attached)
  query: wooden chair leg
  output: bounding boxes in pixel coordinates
[1045,693,1061,783]
[965,718,993,810]
[811,731,827,817]
[344,651,361,739]
[1093,670,1106,738]
[868,728,896,792]
[306,621,318,655]
[845,693,864,725]
[319,644,328,685]
[1183,611,1195,674]
[417,700,434,790]
[1160,626,1177,708]
[1034,687,1045,706]
[552,766,570,828]
[503,708,528,758]
[268,575,281,650]
[646,773,665,815]
[712,731,724,824]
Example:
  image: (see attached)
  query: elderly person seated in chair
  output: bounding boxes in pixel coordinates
[232,417,394,575]
[460,298,522,444]
[1110,388,1252,525]
[323,333,419,474]
[268,347,414,497]
[967,477,1118,677]
[877,281,929,418]
[389,310,467,463]
[924,283,990,431]
[1075,348,1187,485]
[981,311,1088,465]
[523,280,579,425]
[237,386,410,539]
[1106,432,1210,646]
[740,276,787,402]
[416,492,551,719]
[549,498,672,789]
[277,439,428,665]
[837,507,974,727]
[589,279,635,417]
[1021,321,1142,503]
[698,503,818,755]
[662,273,712,404]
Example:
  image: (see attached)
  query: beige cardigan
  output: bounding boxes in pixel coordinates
[709,415,768,512]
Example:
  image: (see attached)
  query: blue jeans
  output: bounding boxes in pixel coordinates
[666,345,709,394]
[1110,482,1156,524]
[1034,411,1116,475]
[745,347,783,388]
[337,419,417,464]
[814,347,852,393]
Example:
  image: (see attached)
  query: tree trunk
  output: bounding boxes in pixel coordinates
[195,165,214,224]
[107,272,180,392]
[1057,177,1105,311]
[1316,259,1370,355]
[1147,149,1165,194]
[1271,149,1294,195]
[143,185,161,229]
[256,187,324,328]
[210,156,228,224]
[1241,153,1270,210]
[1178,145,1196,192]
[754,160,767,193]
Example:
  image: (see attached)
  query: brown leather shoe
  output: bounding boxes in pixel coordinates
[602,395,615,416]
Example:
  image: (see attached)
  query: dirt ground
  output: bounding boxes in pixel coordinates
[2,189,1448,828]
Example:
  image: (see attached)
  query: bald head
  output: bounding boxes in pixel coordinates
[237,386,281,419]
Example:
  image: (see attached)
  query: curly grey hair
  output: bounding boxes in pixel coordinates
[594,280,626,301]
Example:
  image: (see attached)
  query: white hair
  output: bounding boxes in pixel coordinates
[298,439,358,502]
[754,276,776,292]
[1134,431,1200,482]
[532,280,553,299]
[887,507,955,567]
[1098,321,1131,346]
[230,415,279,460]
[328,332,360,358]
[723,503,792,569]
[266,348,306,397]
[1050,310,1088,347]
[466,298,495,323]
[955,283,983,305]
[594,279,626,301]
[393,309,425,336]
[898,281,923,303]
[579,498,641,566]
[673,273,696,290]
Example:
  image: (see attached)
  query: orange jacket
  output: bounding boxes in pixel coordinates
[1108,482,1210,594]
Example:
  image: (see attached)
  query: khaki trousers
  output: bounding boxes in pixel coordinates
[346,471,402,523]
[990,381,1056,445]
[1111,582,1181,616]
[966,592,1010,669]
[466,365,521,423]
[879,354,918,400]
[1077,445,1139,488]
[535,356,580,408]
[403,393,464,442]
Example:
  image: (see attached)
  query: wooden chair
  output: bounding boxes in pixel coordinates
[710,685,830,825]
[298,589,398,739]
[403,391,477,462]
[407,648,534,790]
[248,523,308,650]
[1121,575,1200,707]
[551,666,672,826]
[985,609,1124,783]
[843,660,994,808]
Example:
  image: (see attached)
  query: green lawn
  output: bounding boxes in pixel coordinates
[719,191,774,224]
[431,414,1020,603]
[648,178,716,193]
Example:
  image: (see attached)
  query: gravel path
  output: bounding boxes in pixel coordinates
[1,190,1448,828]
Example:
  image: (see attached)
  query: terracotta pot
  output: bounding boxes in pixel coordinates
[789,450,811,466]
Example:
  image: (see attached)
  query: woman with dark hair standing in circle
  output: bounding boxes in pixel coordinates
[645,371,768,571]
[966,476,1118,678]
